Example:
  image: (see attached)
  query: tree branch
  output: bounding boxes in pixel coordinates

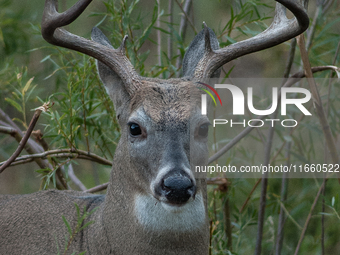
[0,148,112,168]
[175,0,194,71]
[297,35,340,172]
[0,103,51,173]
[68,163,87,191]
[294,179,327,255]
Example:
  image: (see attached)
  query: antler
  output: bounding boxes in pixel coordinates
[193,0,309,80]
[41,0,141,94]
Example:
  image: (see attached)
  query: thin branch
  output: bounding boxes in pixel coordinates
[0,107,44,153]
[321,178,326,255]
[224,186,232,251]
[0,103,51,173]
[0,107,63,189]
[157,0,162,68]
[256,87,282,254]
[275,142,291,255]
[283,39,297,80]
[0,148,113,168]
[305,3,322,51]
[168,0,173,63]
[85,182,109,193]
[0,126,18,136]
[32,130,49,151]
[239,179,261,213]
[294,179,327,255]
[68,163,87,191]
[297,35,340,173]
[254,173,268,255]
[175,0,194,71]
[325,40,340,115]
[322,0,335,16]
[175,0,196,34]
[322,39,340,255]
[0,108,24,136]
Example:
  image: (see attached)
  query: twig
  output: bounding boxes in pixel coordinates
[0,107,65,189]
[254,172,268,255]
[0,148,113,168]
[32,129,68,189]
[321,40,340,255]
[0,126,18,136]
[68,163,87,191]
[168,0,173,63]
[85,182,109,193]
[239,179,262,213]
[325,41,340,115]
[297,35,340,175]
[32,130,49,151]
[175,0,196,34]
[157,0,161,68]
[0,107,44,153]
[321,177,326,255]
[275,142,291,255]
[175,0,193,71]
[293,179,327,255]
[305,3,322,51]
[322,0,335,15]
[223,185,233,251]
[256,88,281,254]
[0,103,51,173]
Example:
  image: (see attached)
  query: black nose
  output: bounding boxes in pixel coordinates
[155,170,196,205]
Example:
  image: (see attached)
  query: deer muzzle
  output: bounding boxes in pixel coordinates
[154,170,196,205]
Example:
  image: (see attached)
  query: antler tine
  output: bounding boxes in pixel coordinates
[42,0,141,94]
[193,0,309,80]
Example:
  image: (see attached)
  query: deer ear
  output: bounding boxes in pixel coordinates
[91,27,130,115]
[182,26,221,79]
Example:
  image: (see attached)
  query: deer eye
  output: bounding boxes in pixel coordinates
[129,123,142,136]
[198,123,209,138]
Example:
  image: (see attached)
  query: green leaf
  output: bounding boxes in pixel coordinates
[22,77,34,95]
[5,98,22,113]
[78,221,95,232]
[62,215,72,235]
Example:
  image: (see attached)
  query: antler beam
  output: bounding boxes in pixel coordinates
[41,0,141,94]
[194,0,309,79]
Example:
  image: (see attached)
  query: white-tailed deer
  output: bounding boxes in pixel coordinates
[0,0,308,254]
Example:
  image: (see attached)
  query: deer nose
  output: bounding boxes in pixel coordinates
[156,170,196,205]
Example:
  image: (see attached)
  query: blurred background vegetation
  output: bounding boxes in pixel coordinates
[0,0,339,254]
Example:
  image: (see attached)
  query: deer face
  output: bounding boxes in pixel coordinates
[105,80,210,232]
[122,82,209,206]
[126,83,209,233]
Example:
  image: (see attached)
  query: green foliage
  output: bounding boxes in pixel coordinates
[60,203,98,255]
[0,0,30,58]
